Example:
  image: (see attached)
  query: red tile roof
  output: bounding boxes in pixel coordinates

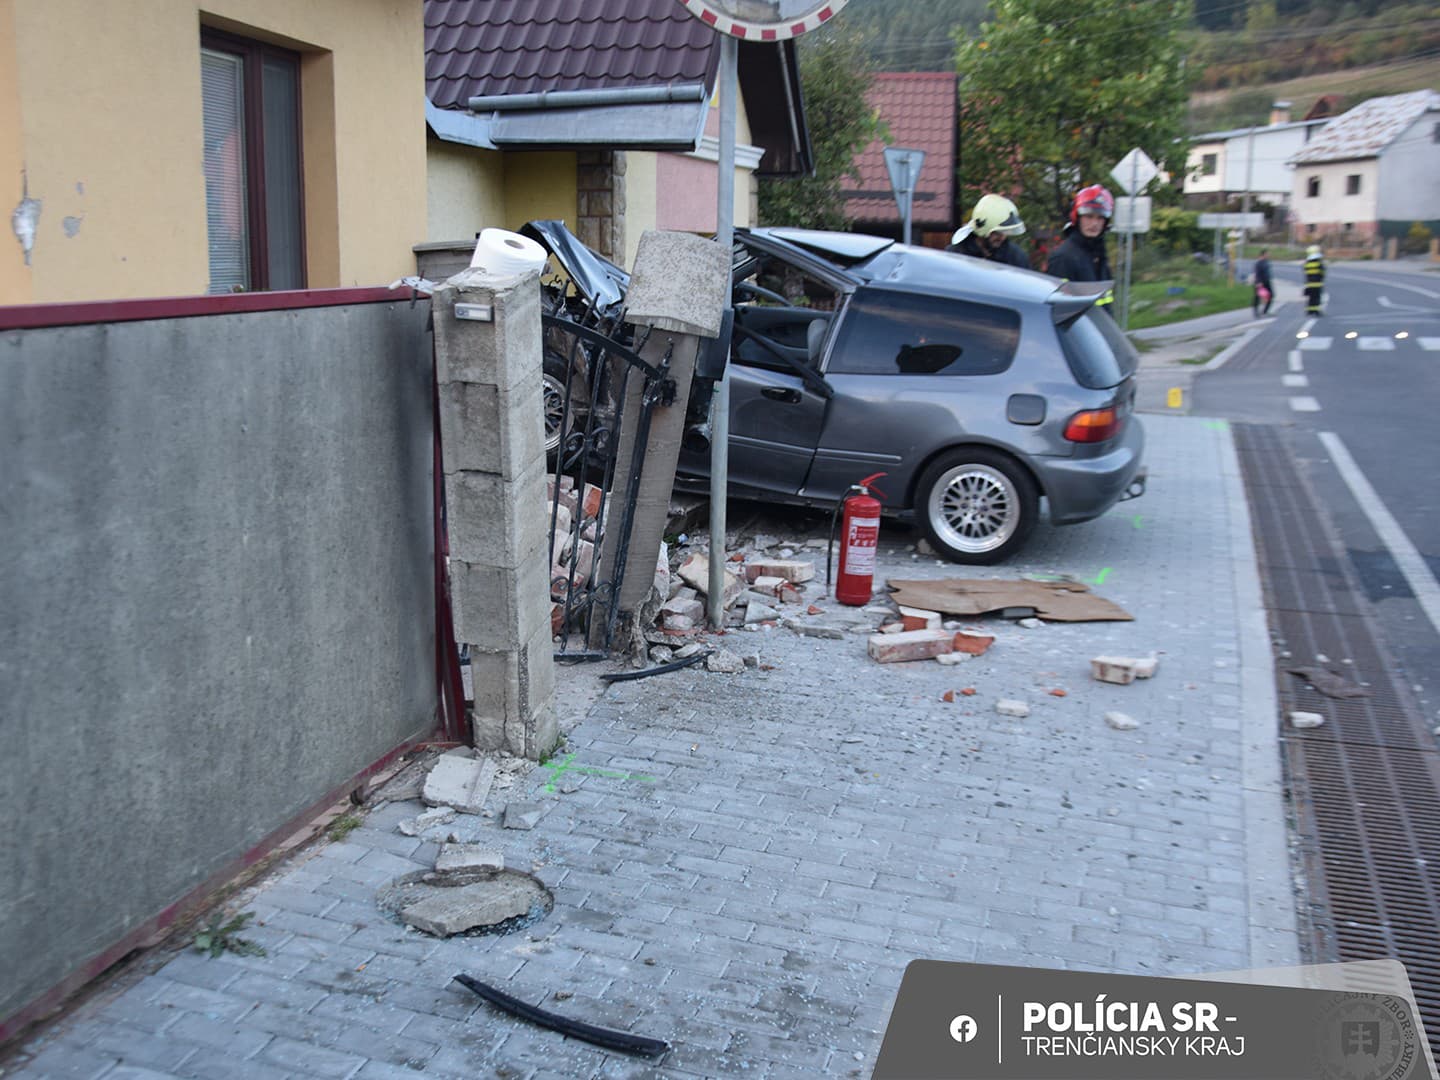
[425,0,718,108]
[843,72,957,230]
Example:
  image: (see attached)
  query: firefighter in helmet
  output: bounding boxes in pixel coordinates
[948,194,1030,268]
[1303,243,1325,315]
[1045,184,1116,314]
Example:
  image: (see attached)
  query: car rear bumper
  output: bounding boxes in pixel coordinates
[1040,418,1146,525]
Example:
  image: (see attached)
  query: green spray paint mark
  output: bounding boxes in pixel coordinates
[1090,567,1113,586]
[1205,420,1229,431]
[541,753,655,793]
[1131,515,1145,529]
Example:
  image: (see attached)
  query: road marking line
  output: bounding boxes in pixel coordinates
[1358,337,1395,351]
[1320,431,1440,638]
[1289,396,1321,412]
[1298,337,1332,351]
[1287,350,1303,372]
[1419,338,1440,351]
[1283,374,1308,387]
[1300,318,1316,335]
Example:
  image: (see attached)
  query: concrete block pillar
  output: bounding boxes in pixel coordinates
[597,231,729,635]
[432,267,557,760]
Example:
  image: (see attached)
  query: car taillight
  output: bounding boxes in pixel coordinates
[1064,406,1122,443]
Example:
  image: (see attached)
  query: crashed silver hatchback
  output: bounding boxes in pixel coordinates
[528,222,1146,564]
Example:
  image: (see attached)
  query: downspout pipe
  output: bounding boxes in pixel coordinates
[468,84,707,113]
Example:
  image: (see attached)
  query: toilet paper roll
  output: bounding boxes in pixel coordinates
[469,228,549,274]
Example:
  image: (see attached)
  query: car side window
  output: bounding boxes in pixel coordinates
[827,289,1020,376]
[730,248,842,374]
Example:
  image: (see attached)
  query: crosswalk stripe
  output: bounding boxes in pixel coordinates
[1419,338,1440,352]
[1289,396,1321,412]
[1287,350,1303,372]
[1358,337,1396,351]
[1298,337,1332,351]
[1283,374,1308,387]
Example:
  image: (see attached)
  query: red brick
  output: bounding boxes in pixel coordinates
[867,629,954,663]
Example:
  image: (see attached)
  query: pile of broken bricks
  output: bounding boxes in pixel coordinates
[374,749,554,938]
[546,473,606,634]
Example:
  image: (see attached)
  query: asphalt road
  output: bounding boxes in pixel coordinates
[1190,259,1440,727]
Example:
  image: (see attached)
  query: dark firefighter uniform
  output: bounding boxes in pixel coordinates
[1304,248,1325,315]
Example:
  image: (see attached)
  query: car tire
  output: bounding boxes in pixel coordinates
[543,354,587,460]
[915,448,1038,564]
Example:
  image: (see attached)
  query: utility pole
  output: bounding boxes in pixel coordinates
[1240,123,1256,255]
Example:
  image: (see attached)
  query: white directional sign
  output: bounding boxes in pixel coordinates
[1198,212,1266,229]
[883,146,926,244]
[1111,195,1152,234]
[1110,147,1159,194]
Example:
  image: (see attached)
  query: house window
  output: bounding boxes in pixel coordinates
[1201,153,1217,176]
[1346,174,1361,195]
[1306,176,1321,198]
[1343,222,1354,234]
[201,30,304,293]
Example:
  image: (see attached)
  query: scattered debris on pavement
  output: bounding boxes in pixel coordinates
[887,578,1133,622]
[423,755,497,814]
[868,628,954,663]
[1090,655,1160,685]
[1104,711,1140,731]
[1289,711,1326,729]
[1285,666,1371,699]
[996,699,1030,718]
[454,974,670,1059]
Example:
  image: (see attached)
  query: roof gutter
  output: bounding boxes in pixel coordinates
[468,84,707,113]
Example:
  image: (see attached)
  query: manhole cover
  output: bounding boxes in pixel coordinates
[377,869,553,938]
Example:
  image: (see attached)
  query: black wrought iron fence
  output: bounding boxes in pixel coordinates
[544,315,674,659]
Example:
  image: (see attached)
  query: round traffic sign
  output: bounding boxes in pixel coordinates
[675,0,848,40]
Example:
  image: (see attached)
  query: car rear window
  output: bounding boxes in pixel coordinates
[1058,310,1139,389]
[827,288,1020,377]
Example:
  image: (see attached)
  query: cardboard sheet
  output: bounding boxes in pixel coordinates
[885,578,1133,622]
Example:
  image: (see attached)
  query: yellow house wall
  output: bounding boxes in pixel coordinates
[502,153,577,233]
[0,0,30,303]
[426,137,507,242]
[623,151,659,272]
[2,0,425,304]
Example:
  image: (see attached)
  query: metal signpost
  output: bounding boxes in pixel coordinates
[882,147,925,246]
[674,0,849,627]
[1109,147,1158,331]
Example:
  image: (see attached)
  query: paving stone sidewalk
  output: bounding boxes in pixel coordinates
[9,414,1299,1079]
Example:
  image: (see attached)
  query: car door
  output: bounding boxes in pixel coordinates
[682,236,855,498]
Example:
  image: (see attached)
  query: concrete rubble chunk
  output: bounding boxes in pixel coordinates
[935,652,972,665]
[1091,656,1140,685]
[1104,711,1140,730]
[398,806,457,837]
[1132,656,1159,679]
[677,553,742,606]
[649,645,675,664]
[745,601,781,624]
[784,620,846,640]
[435,843,504,875]
[674,643,706,659]
[662,612,696,631]
[899,606,942,631]
[661,595,704,622]
[996,699,1030,718]
[1018,617,1044,629]
[706,648,747,674]
[751,575,788,595]
[1289,711,1325,729]
[868,628,954,663]
[745,559,815,585]
[423,755,497,815]
[502,802,546,830]
[399,879,537,937]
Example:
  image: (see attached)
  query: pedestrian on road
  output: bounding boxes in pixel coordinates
[1304,244,1325,315]
[948,194,1030,268]
[1045,184,1116,316]
[1252,249,1274,317]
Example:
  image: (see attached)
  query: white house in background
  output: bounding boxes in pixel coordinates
[1288,89,1440,247]
[1184,102,1329,210]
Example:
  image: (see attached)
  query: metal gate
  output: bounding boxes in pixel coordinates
[544,314,674,658]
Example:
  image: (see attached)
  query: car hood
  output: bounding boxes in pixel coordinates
[521,220,630,316]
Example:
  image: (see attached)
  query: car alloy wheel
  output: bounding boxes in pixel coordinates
[917,448,1038,564]
[542,370,567,454]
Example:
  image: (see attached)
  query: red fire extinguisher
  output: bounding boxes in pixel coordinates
[828,472,886,607]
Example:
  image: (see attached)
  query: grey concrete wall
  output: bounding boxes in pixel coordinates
[0,300,437,1027]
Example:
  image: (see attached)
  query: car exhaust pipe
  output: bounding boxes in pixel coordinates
[1119,466,1147,502]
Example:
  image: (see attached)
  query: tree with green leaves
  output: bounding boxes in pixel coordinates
[757,32,888,230]
[954,0,1195,237]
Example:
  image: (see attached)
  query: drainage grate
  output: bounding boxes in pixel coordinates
[1235,423,1440,1060]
